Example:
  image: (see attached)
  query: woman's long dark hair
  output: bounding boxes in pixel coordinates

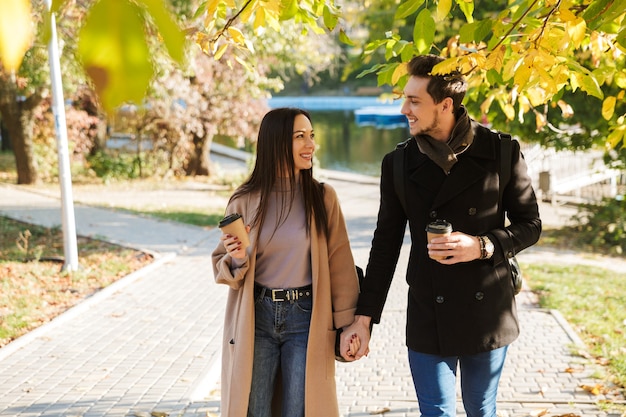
[230,108,328,237]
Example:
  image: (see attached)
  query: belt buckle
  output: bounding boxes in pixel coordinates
[271,289,284,302]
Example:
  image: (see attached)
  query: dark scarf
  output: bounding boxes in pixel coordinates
[414,105,474,174]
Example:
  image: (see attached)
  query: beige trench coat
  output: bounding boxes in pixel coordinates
[212,183,359,417]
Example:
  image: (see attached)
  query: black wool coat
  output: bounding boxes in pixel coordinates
[357,122,542,356]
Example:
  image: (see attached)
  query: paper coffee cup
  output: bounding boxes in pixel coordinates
[218,213,250,250]
[426,220,452,260]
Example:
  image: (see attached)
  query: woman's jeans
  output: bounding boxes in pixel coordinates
[247,290,312,417]
[408,346,508,417]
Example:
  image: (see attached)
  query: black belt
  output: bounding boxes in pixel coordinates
[255,284,312,302]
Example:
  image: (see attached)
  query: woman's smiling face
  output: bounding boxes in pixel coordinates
[292,113,315,173]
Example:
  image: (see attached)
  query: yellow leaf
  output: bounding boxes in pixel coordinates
[514,65,532,90]
[435,0,452,21]
[486,46,505,72]
[227,26,246,45]
[0,0,33,71]
[392,63,408,85]
[535,112,547,131]
[214,43,228,60]
[205,0,221,20]
[558,4,577,22]
[566,17,586,45]
[503,103,515,120]
[557,100,574,118]
[432,58,459,76]
[254,6,266,29]
[602,96,616,120]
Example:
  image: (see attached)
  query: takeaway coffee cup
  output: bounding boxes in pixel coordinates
[426,220,452,260]
[218,213,250,251]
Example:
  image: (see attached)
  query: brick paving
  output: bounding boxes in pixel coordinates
[0,171,624,417]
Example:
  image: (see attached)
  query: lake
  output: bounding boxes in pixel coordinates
[229,96,411,176]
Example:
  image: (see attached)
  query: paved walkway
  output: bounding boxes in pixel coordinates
[1,160,625,416]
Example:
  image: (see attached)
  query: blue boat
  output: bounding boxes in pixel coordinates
[354,106,406,129]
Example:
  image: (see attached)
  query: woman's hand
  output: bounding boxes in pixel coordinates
[220,225,250,259]
[427,231,482,264]
[340,315,371,361]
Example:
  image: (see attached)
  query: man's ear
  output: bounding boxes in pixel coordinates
[442,97,454,113]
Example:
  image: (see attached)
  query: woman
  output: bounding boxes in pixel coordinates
[212,107,360,417]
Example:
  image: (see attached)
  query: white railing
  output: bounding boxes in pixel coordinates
[524,146,624,205]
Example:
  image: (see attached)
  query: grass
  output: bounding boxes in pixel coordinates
[522,261,626,396]
[121,207,225,228]
[0,216,153,347]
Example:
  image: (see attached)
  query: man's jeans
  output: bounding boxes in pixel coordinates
[247,290,312,417]
[408,346,508,417]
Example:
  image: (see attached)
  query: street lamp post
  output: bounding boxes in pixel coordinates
[45,0,79,271]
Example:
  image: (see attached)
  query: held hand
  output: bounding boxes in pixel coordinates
[427,231,482,264]
[340,315,371,361]
[220,225,250,259]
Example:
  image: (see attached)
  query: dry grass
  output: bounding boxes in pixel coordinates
[0,216,153,347]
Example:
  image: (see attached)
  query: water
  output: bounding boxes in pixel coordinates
[215,97,410,176]
[266,96,411,176]
[310,110,409,176]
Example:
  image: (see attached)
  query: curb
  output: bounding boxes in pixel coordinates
[0,252,176,362]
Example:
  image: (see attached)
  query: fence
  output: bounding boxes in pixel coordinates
[522,144,624,205]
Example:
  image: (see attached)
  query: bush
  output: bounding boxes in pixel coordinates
[87,151,141,181]
[574,196,626,255]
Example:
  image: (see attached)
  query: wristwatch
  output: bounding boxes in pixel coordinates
[479,236,495,260]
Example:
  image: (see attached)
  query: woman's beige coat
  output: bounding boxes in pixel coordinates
[212,183,359,417]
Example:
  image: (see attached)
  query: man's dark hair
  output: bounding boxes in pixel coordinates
[407,55,467,111]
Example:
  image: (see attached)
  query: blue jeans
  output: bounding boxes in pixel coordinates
[247,289,312,417]
[408,346,508,417]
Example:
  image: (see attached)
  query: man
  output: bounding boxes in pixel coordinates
[342,54,542,416]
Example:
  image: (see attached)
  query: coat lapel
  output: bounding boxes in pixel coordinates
[407,123,498,209]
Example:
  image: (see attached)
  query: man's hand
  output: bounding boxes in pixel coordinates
[339,315,372,361]
[427,231,482,264]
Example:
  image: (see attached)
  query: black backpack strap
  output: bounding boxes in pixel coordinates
[393,138,411,214]
[498,132,512,195]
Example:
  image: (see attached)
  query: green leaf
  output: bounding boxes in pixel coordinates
[456,0,474,23]
[413,9,435,54]
[616,19,626,48]
[138,0,186,64]
[78,0,153,112]
[339,29,355,46]
[580,73,604,100]
[280,0,299,21]
[395,0,425,20]
[357,63,385,79]
[582,0,624,31]
[323,4,339,31]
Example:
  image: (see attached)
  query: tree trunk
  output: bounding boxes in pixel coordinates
[0,76,43,185]
[186,132,213,176]
[0,100,41,184]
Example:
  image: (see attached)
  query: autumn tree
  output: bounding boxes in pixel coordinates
[351,0,626,158]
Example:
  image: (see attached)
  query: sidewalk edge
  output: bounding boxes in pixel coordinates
[0,252,177,362]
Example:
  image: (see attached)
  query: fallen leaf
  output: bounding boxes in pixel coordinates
[530,408,549,417]
[580,383,602,395]
[369,407,391,415]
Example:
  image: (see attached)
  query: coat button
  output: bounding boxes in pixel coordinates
[436,296,445,304]
[475,292,484,300]
[468,207,477,215]
[430,211,437,218]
